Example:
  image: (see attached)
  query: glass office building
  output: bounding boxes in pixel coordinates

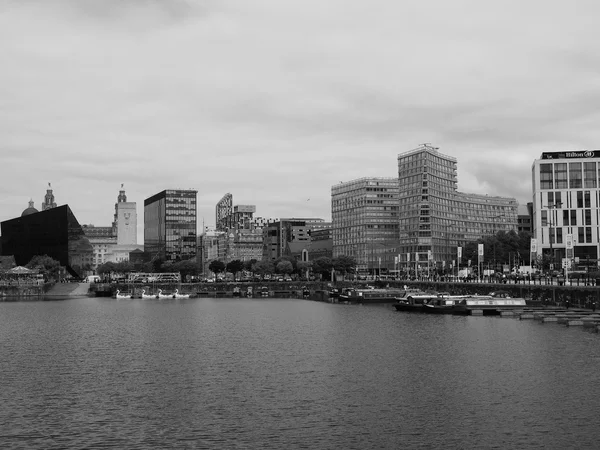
[397,145,517,270]
[331,177,399,274]
[0,205,93,277]
[144,189,197,262]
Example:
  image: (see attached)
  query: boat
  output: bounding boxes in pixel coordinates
[421,294,464,314]
[114,289,133,299]
[393,291,449,312]
[172,289,190,299]
[451,291,527,315]
[155,289,172,299]
[141,289,155,299]
[340,285,417,304]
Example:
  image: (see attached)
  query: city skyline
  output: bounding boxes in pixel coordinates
[3,1,600,235]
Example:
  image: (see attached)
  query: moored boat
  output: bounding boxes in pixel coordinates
[341,285,420,304]
[452,291,527,315]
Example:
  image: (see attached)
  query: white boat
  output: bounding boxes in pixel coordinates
[115,289,132,299]
[141,289,155,299]
[173,289,190,299]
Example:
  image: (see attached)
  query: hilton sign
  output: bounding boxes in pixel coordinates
[541,150,599,159]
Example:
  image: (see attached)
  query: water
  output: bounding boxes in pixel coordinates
[1,297,600,449]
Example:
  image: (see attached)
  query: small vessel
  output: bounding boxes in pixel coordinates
[172,289,190,299]
[114,289,132,299]
[452,291,527,315]
[341,285,417,304]
[393,291,448,312]
[155,289,172,299]
[141,289,155,299]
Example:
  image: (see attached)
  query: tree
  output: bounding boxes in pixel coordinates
[276,259,294,275]
[208,260,226,275]
[172,259,199,280]
[296,261,312,279]
[226,259,245,277]
[96,261,116,276]
[26,255,61,280]
[243,259,257,272]
[252,260,275,276]
[333,255,357,277]
[312,257,333,277]
[274,256,297,273]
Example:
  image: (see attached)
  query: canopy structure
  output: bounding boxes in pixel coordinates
[6,266,37,275]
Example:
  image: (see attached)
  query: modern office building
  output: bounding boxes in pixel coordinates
[331,177,399,274]
[532,150,600,268]
[1,204,93,277]
[397,145,518,271]
[144,189,197,262]
[332,145,519,275]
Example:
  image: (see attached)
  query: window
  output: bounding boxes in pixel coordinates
[554,163,568,189]
[570,210,577,226]
[577,191,583,208]
[586,227,592,243]
[585,191,591,208]
[585,209,592,226]
[584,162,597,188]
[569,162,582,188]
[540,164,553,189]
[556,228,563,244]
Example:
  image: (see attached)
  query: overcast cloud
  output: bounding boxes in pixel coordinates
[2,0,600,243]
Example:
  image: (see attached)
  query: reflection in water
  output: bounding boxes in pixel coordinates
[1,297,599,449]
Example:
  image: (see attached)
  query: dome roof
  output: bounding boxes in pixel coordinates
[21,200,38,216]
[21,207,39,216]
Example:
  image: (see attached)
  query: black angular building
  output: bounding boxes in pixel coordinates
[1,204,93,277]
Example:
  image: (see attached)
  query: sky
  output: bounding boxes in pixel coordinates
[2,0,600,244]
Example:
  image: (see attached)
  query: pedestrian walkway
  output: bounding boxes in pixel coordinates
[46,282,90,297]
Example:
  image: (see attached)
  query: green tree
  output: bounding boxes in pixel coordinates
[96,261,116,276]
[312,257,333,277]
[226,259,245,277]
[208,260,226,275]
[296,261,312,279]
[26,255,61,281]
[252,260,275,276]
[172,259,198,280]
[276,259,294,275]
[333,255,357,277]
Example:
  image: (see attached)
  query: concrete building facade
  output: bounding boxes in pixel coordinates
[532,150,600,269]
[331,177,399,274]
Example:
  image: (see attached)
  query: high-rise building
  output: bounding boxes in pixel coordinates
[144,189,197,262]
[331,177,399,274]
[532,150,600,269]
[397,145,517,270]
[332,145,519,276]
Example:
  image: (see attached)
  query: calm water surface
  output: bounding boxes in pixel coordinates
[1,297,600,449]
